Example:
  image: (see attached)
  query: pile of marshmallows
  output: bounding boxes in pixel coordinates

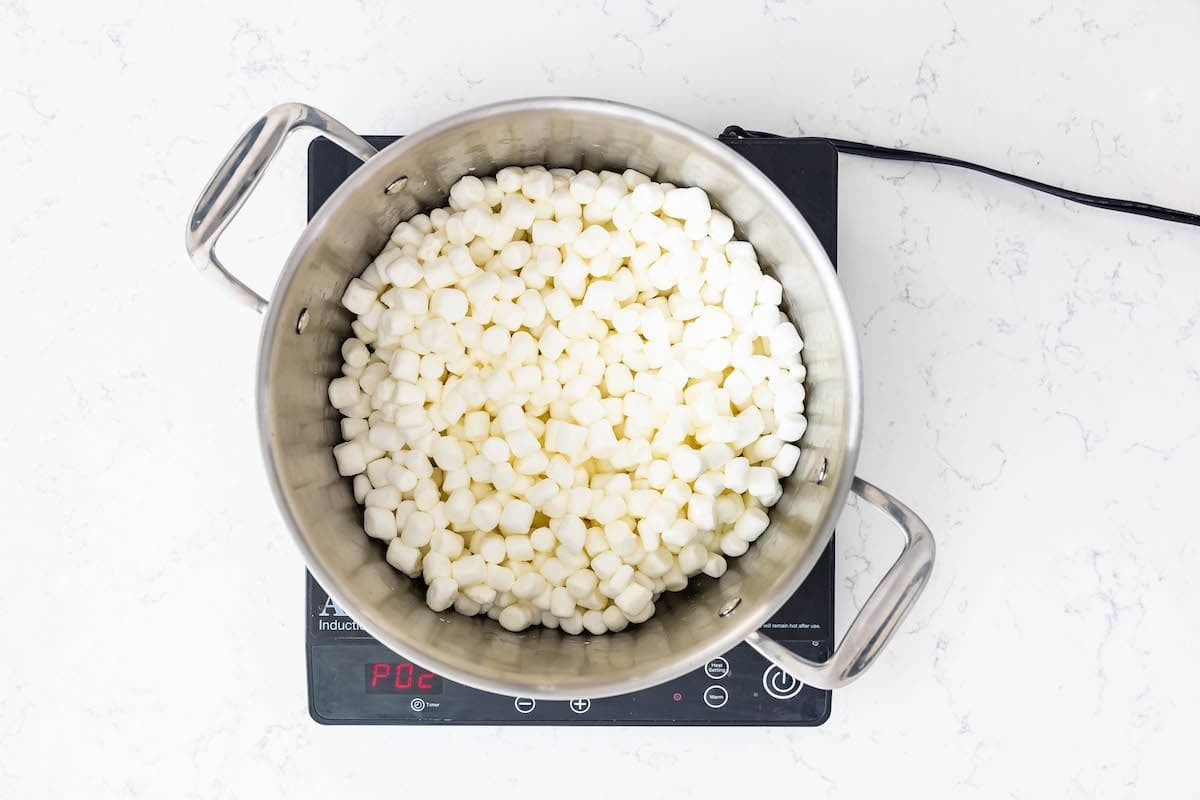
[329,165,808,635]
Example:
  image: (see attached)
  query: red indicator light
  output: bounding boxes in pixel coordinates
[394,662,414,689]
[370,662,391,689]
[673,692,683,702]
[365,662,444,695]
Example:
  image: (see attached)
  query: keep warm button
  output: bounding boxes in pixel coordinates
[702,685,729,709]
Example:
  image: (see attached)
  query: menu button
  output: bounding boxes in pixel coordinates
[704,657,730,680]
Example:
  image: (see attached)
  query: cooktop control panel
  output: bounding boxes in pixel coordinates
[306,549,831,726]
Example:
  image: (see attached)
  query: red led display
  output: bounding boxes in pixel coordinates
[365,662,443,694]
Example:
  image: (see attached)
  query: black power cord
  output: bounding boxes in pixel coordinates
[720,125,1200,229]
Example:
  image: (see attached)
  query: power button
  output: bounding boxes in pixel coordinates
[762,665,803,700]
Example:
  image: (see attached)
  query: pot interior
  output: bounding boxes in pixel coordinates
[258,99,858,698]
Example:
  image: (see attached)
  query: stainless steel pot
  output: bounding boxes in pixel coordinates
[186,98,934,699]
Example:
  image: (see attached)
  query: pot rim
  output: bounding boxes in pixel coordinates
[256,96,863,699]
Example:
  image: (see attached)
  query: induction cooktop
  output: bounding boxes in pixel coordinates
[304,132,838,725]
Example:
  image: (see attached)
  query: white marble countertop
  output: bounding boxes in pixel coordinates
[3,0,1198,796]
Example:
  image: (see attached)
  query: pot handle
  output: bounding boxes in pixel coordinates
[184,103,378,312]
[745,477,935,690]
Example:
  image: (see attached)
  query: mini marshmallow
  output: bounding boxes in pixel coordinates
[352,474,371,504]
[470,497,502,532]
[550,586,576,618]
[430,437,465,471]
[772,442,802,476]
[554,516,588,553]
[565,569,599,600]
[505,535,535,562]
[499,499,535,535]
[491,463,517,492]
[430,529,465,559]
[451,553,486,587]
[487,563,516,592]
[423,552,452,582]
[386,539,422,576]
[400,510,435,547]
[450,175,486,207]
[480,326,511,356]
[614,583,653,616]
[747,466,780,502]
[545,420,587,456]
[430,288,468,323]
[578,609,606,634]
[668,446,704,482]
[426,577,459,612]
[464,583,497,606]
[507,428,540,459]
[745,434,784,464]
[662,519,700,548]
[721,457,750,493]
[328,377,362,410]
[775,412,809,442]
[341,278,377,314]
[677,543,708,576]
[364,506,397,541]
[512,572,548,600]
[481,437,510,465]
[365,486,400,510]
[733,507,771,542]
[479,533,508,564]
[719,532,750,557]
[444,488,475,527]
[686,493,716,530]
[333,441,367,476]
[661,187,711,221]
[639,549,673,578]
[498,604,534,632]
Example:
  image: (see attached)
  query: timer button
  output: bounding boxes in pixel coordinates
[702,685,729,709]
[514,697,536,714]
[409,698,426,712]
[704,657,730,680]
[762,666,803,700]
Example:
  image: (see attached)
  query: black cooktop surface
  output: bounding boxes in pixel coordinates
[305,132,838,726]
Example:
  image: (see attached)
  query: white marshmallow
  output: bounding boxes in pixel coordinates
[470,497,502,532]
[386,539,422,576]
[341,278,377,314]
[451,554,486,587]
[352,474,371,504]
[554,516,587,552]
[333,441,367,476]
[702,554,727,578]
[364,506,397,541]
[512,572,548,600]
[614,583,653,616]
[426,577,459,612]
[506,535,535,562]
[499,499,535,535]
[733,507,771,542]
